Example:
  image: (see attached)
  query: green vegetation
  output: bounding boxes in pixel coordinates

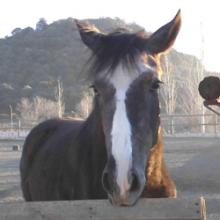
[0,17,218,119]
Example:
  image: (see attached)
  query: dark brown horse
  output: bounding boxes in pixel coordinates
[20,11,181,206]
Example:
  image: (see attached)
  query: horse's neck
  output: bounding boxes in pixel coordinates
[80,105,107,167]
[83,106,106,149]
[79,108,107,196]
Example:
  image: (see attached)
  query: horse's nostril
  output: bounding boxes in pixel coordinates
[102,171,112,194]
[130,172,139,192]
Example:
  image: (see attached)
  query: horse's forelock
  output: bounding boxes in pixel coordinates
[88,31,148,79]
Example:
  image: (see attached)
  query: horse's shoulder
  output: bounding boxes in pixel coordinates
[30,118,62,132]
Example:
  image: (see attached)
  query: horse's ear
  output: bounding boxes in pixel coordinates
[75,20,104,51]
[146,10,181,54]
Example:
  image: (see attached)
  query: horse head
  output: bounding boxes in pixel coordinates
[76,10,181,206]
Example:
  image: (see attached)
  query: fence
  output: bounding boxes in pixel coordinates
[161,113,220,136]
[0,114,219,139]
[0,198,206,220]
[0,119,32,139]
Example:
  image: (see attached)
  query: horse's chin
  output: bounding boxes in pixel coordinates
[107,188,144,207]
[108,195,138,207]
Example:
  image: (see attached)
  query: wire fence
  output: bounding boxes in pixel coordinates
[0,113,219,139]
[161,113,220,136]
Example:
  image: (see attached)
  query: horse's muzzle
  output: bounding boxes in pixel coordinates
[103,169,146,206]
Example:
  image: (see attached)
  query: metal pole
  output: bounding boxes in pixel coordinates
[171,116,174,135]
[214,114,218,137]
[18,119,21,137]
[9,105,13,130]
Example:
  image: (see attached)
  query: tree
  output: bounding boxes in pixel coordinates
[11,28,22,36]
[17,96,60,124]
[160,56,177,115]
[36,18,48,31]
[177,58,205,133]
[76,90,93,118]
[55,78,65,118]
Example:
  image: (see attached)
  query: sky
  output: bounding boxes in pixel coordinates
[1,0,220,72]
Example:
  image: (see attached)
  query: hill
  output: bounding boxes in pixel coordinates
[0,17,218,119]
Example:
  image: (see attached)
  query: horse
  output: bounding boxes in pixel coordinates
[20,10,181,206]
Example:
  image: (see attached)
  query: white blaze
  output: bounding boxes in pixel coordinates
[110,65,135,196]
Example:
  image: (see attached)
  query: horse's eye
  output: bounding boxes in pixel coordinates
[150,79,162,90]
[90,85,99,95]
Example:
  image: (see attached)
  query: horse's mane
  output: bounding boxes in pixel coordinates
[88,29,148,78]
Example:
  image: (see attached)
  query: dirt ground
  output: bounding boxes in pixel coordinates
[165,137,220,220]
[0,137,219,219]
